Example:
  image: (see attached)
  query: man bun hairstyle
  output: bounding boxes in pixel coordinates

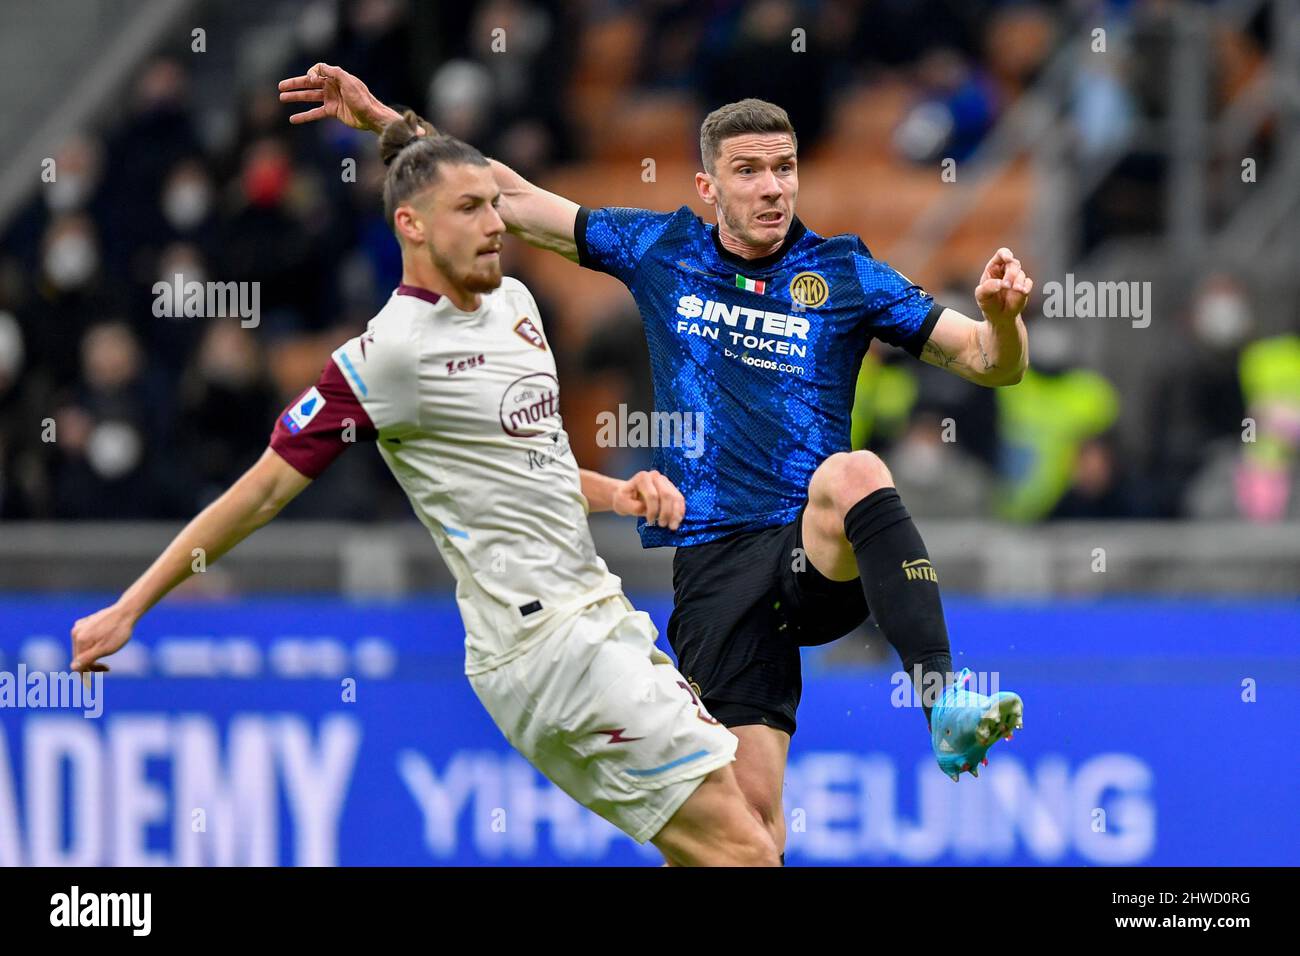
[699,98,797,174]
[380,109,490,229]
[378,109,431,165]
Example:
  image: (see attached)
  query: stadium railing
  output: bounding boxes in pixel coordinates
[0,518,1296,596]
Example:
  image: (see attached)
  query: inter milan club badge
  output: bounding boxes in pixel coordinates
[789,271,829,309]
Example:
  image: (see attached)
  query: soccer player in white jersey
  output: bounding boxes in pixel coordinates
[69,113,779,867]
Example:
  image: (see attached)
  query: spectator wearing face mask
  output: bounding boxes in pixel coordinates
[48,322,180,519]
[99,58,202,271]
[29,214,130,389]
[145,242,216,388]
[43,134,108,222]
[160,159,217,241]
[2,134,109,284]
[1049,431,1147,520]
[176,319,279,506]
[887,409,994,518]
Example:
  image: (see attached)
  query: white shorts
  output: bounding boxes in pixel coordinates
[468,595,739,844]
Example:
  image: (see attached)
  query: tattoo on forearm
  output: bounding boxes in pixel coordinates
[922,339,970,373]
[976,324,995,372]
[921,325,999,380]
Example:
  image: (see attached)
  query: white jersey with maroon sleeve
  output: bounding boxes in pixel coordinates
[269,277,623,674]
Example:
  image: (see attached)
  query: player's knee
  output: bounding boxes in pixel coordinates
[812,450,894,517]
[688,771,781,866]
[744,790,783,834]
[737,833,782,867]
[665,809,778,866]
[718,792,781,865]
[747,798,786,855]
[721,814,781,867]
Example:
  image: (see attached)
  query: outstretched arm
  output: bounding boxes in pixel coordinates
[69,448,311,672]
[918,247,1031,387]
[580,468,686,530]
[279,63,581,260]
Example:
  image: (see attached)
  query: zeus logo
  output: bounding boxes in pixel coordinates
[594,729,644,744]
[675,295,811,340]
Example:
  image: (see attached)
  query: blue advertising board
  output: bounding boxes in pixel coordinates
[1,595,1295,865]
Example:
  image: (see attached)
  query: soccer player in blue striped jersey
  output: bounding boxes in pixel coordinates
[281,64,1030,860]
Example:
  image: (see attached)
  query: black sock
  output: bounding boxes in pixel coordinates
[843,488,953,724]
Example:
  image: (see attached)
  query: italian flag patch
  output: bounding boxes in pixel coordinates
[735,274,766,294]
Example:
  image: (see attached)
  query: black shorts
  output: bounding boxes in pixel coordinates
[666,506,868,737]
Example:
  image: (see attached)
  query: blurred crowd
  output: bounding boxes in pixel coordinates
[850,275,1300,522]
[1,0,1296,523]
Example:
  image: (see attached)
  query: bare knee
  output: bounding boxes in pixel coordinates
[719,807,781,867]
[655,768,781,866]
[728,725,790,855]
[699,772,781,866]
[707,816,774,868]
[734,829,781,867]
[810,450,894,519]
[741,792,785,853]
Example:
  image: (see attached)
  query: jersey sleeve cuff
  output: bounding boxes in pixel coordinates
[903,300,945,359]
[266,441,318,479]
[574,205,593,269]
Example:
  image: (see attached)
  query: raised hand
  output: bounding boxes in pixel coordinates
[975,247,1034,325]
[278,62,403,134]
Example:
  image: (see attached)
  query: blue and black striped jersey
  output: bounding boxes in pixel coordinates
[576,205,941,548]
